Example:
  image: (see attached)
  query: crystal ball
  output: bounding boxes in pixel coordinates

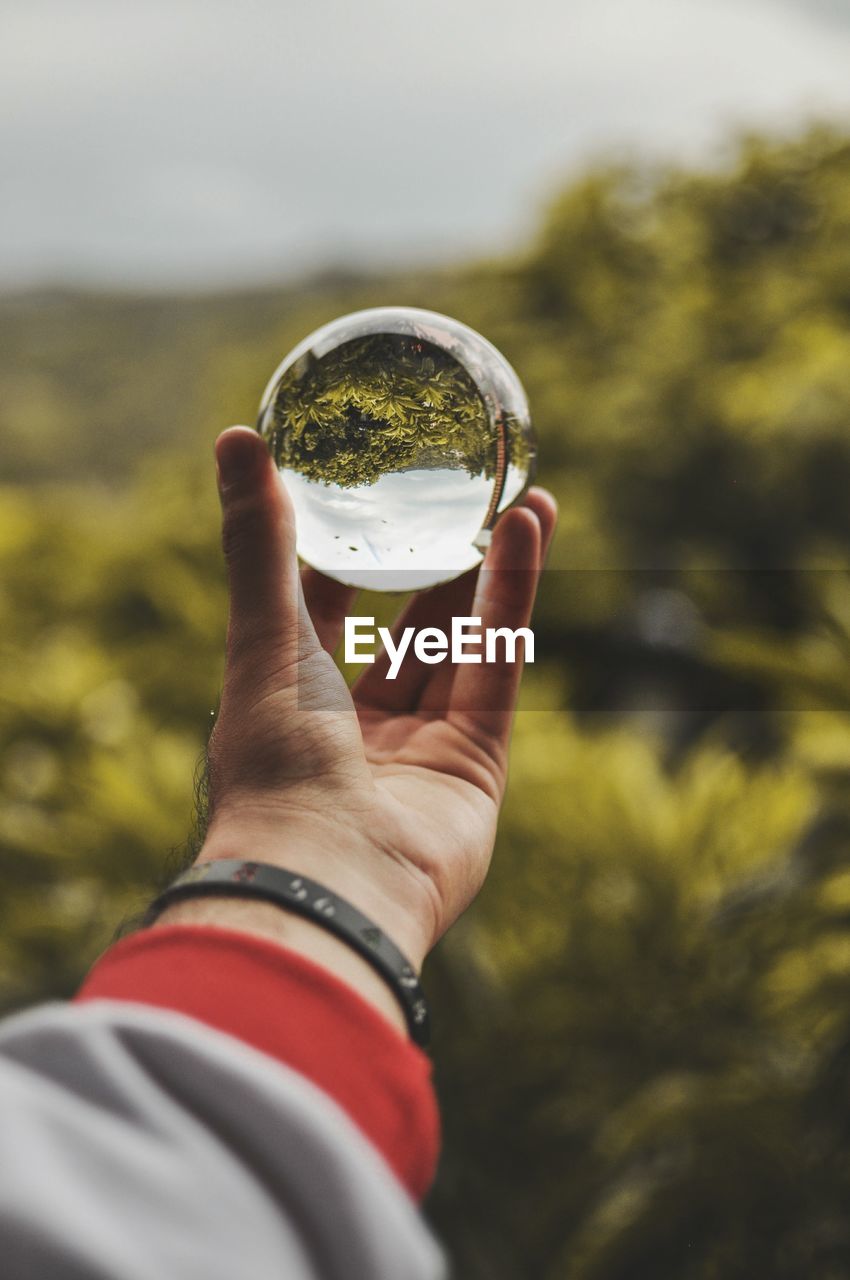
[256,306,536,591]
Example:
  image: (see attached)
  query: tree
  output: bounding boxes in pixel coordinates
[263,333,498,487]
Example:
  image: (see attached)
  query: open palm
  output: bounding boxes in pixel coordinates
[201,427,555,970]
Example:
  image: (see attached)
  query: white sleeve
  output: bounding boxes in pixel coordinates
[0,1000,448,1280]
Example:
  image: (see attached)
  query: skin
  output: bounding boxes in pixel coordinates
[157,425,557,1039]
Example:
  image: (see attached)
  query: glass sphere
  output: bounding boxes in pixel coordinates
[256,306,536,591]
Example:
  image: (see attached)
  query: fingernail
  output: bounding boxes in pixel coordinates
[216,429,264,491]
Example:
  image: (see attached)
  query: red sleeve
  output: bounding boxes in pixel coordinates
[74,925,440,1201]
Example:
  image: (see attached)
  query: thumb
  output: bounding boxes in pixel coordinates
[215,425,304,667]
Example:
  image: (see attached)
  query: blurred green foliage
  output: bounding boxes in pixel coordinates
[4,126,850,1276]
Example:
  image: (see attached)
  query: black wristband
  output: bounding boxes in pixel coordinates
[143,859,431,1048]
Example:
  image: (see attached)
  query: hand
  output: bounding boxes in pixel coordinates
[179,426,556,976]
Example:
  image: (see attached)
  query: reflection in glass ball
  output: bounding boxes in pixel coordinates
[257,306,536,591]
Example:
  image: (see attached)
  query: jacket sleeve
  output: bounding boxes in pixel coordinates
[0,929,447,1280]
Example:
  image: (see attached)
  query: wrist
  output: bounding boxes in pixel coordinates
[196,806,436,971]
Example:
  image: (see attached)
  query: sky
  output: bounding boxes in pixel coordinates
[2,0,850,290]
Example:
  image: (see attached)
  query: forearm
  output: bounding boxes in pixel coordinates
[0,1001,446,1277]
[76,812,442,1199]
[154,896,410,1038]
[76,919,440,1200]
